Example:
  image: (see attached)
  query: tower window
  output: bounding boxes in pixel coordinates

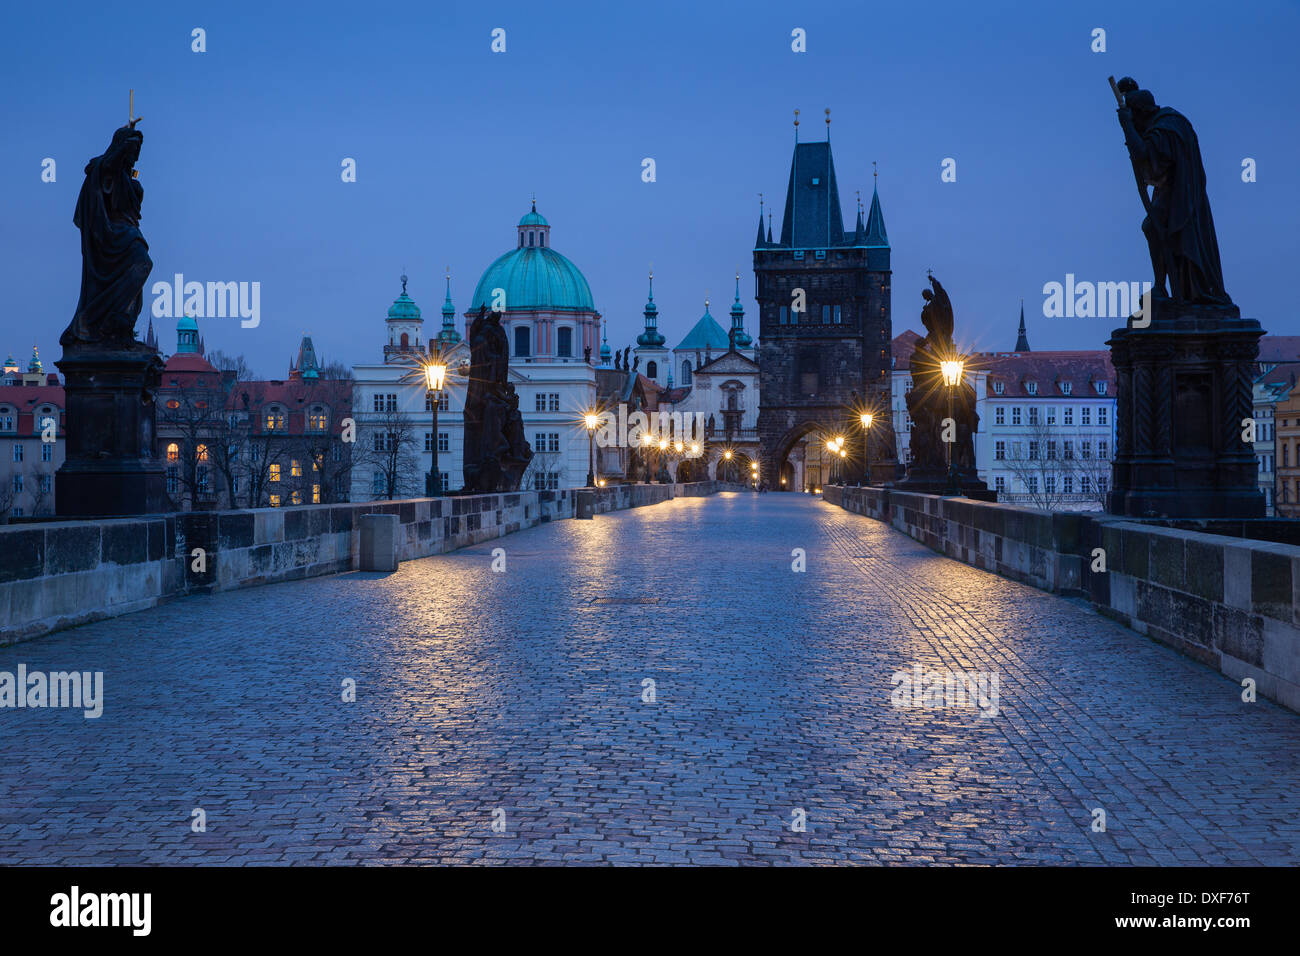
[528,232,535,247]
[780,307,789,325]
[514,326,531,357]
[681,360,692,385]
[647,360,658,378]
[833,305,842,324]
[821,305,830,323]
[557,327,573,358]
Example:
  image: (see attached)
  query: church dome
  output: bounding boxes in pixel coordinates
[387,275,422,320]
[471,207,595,313]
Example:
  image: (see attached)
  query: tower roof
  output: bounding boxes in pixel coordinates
[1015,300,1031,352]
[676,301,730,352]
[864,184,888,247]
[779,141,848,248]
[388,275,423,321]
[297,335,320,380]
[637,271,665,348]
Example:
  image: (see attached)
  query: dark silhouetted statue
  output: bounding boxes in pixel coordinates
[463,306,532,492]
[56,117,166,516]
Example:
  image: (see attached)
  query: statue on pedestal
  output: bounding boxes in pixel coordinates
[463,307,532,492]
[1106,77,1262,519]
[55,105,167,516]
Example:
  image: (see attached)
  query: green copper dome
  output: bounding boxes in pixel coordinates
[387,275,422,320]
[676,301,730,351]
[518,208,549,227]
[471,248,595,312]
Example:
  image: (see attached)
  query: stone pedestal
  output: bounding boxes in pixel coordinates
[895,465,997,501]
[55,346,167,517]
[1107,300,1264,518]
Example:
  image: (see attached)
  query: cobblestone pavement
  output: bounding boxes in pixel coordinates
[3,492,1299,865]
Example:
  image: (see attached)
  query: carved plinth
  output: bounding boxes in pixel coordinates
[55,346,167,516]
[1107,300,1264,518]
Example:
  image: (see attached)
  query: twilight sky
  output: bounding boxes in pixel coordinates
[2,0,1297,378]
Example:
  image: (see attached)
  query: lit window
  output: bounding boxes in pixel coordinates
[196,443,209,462]
[291,490,302,505]
[312,484,321,503]
[265,407,285,430]
[166,444,180,464]
[269,494,281,507]
[309,407,328,430]
[269,463,281,482]
[291,459,302,478]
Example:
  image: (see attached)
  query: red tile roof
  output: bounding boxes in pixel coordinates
[980,351,1115,399]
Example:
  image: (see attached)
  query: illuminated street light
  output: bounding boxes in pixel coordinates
[423,358,448,496]
[941,358,966,496]
[860,411,875,486]
[584,411,599,487]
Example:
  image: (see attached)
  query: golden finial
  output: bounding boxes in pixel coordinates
[793,108,800,127]
[873,160,878,180]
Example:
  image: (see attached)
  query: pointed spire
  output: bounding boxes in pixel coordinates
[755,193,766,247]
[730,270,752,348]
[599,316,612,365]
[864,180,888,247]
[439,267,461,345]
[637,267,665,347]
[1015,299,1031,352]
[766,210,773,244]
[853,189,866,244]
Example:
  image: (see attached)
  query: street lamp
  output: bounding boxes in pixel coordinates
[723,448,733,483]
[584,411,599,487]
[658,438,669,483]
[423,359,448,495]
[940,358,965,496]
[859,412,875,486]
[750,460,758,489]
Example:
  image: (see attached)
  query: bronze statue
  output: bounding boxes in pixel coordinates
[1112,76,1230,305]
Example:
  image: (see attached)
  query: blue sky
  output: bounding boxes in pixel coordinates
[2,0,1297,376]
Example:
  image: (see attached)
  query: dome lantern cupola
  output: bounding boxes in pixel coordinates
[384,273,425,363]
[439,268,462,345]
[729,271,752,348]
[517,199,551,249]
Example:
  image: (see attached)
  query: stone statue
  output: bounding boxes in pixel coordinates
[898,277,991,498]
[55,116,167,515]
[631,355,639,373]
[622,347,631,370]
[463,306,531,492]
[62,123,154,349]
[1113,77,1230,305]
[584,345,592,364]
[614,349,621,371]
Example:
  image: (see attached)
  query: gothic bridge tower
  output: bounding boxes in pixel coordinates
[754,111,895,488]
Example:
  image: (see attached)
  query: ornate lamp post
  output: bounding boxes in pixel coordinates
[658,438,669,483]
[723,448,733,483]
[423,359,448,495]
[584,412,599,487]
[750,460,758,489]
[940,358,965,496]
[859,412,874,486]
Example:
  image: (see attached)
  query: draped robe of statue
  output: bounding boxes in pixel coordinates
[61,125,154,348]
[463,307,531,492]
[1119,91,1230,305]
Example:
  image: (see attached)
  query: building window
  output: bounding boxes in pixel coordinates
[1098,477,1108,493]
[548,393,560,412]
[647,360,658,378]
[992,381,1004,395]
[780,307,789,325]
[1061,381,1073,395]
[12,474,23,492]
[1082,407,1092,426]
[1099,440,1109,460]
[995,441,1006,461]
[1095,381,1107,395]
[1046,475,1056,493]
[166,466,178,493]
[196,444,209,462]
[557,327,573,358]
[994,406,1004,426]
[535,393,546,412]
[1026,381,1038,395]
[269,463,281,482]
[331,444,342,462]
[994,476,1005,493]
[681,360,692,384]
[1047,441,1057,459]
[309,407,328,431]
[1028,441,1039,460]
[0,413,13,431]
[1028,407,1039,426]
[438,432,449,453]
[1063,475,1074,493]
[41,443,52,462]
[1026,477,1038,493]
[1081,440,1092,459]
[821,305,830,324]
[833,305,842,324]
[291,490,302,505]
[424,432,433,452]
[312,484,320,504]
[291,459,302,478]
[12,443,22,463]
[1064,407,1074,426]
[197,466,210,493]
[265,407,285,431]
[1063,440,1074,459]
[372,473,385,494]
[1012,407,1022,426]
[269,494,281,507]
[514,327,531,357]
[1098,406,1108,426]
[1046,407,1056,425]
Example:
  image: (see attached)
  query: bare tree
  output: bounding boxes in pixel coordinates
[321,359,354,381]
[158,375,228,509]
[26,467,52,517]
[1000,420,1075,510]
[522,448,563,491]
[206,350,256,381]
[354,409,421,500]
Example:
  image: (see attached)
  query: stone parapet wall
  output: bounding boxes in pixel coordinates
[825,485,1300,713]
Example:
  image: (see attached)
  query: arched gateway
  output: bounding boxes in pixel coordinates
[753,122,897,488]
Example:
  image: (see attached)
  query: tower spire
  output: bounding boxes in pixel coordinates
[1015,298,1031,352]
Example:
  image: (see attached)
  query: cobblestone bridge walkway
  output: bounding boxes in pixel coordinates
[3,492,1298,864]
